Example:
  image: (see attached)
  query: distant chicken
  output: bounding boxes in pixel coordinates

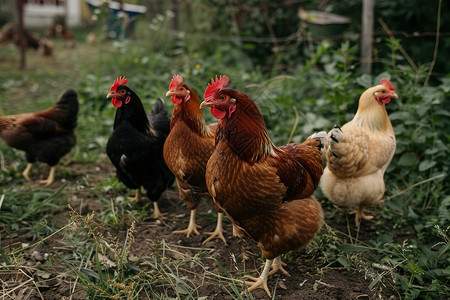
[200,75,325,296]
[164,75,225,244]
[320,79,398,226]
[106,77,174,218]
[0,22,52,55]
[0,89,78,186]
[45,15,75,48]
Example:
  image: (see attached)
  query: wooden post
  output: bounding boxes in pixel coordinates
[361,0,374,73]
[171,0,178,31]
[17,0,26,70]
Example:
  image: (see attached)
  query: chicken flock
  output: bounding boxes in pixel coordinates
[0,75,398,296]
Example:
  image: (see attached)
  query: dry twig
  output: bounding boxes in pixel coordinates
[383,173,445,202]
[424,0,442,86]
[378,18,418,72]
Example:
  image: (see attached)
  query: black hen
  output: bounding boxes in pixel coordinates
[106,76,174,218]
[0,89,78,186]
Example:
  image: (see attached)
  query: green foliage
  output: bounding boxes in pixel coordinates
[0,185,65,233]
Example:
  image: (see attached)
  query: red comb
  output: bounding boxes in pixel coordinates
[204,75,229,101]
[110,76,128,92]
[169,74,183,90]
[380,78,395,91]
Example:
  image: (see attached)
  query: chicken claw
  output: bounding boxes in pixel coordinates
[203,212,227,245]
[349,206,374,226]
[151,201,167,219]
[243,259,273,297]
[268,256,290,276]
[173,209,201,237]
[128,188,142,203]
[39,166,56,186]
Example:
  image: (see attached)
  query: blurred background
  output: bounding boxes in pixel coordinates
[0,0,449,76]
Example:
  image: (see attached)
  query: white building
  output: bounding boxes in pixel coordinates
[23,0,82,28]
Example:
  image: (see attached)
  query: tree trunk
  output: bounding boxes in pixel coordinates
[17,0,26,70]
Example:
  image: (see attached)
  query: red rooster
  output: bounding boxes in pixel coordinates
[164,75,226,244]
[200,75,325,296]
[0,90,78,186]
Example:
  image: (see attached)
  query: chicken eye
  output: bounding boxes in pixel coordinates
[219,96,225,101]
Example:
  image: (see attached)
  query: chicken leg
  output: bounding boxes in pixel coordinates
[173,209,201,237]
[349,205,374,226]
[22,163,33,181]
[151,201,166,219]
[39,165,56,186]
[243,258,274,297]
[203,212,226,245]
[128,187,142,202]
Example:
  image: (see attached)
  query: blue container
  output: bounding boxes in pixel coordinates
[86,0,147,39]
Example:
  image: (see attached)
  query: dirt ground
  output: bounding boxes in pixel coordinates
[1,161,398,300]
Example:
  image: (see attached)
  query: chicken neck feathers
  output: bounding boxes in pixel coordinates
[112,89,155,136]
[169,86,215,138]
[164,86,215,209]
[214,89,274,163]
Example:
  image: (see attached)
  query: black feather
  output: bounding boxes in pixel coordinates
[148,98,170,136]
[106,89,174,203]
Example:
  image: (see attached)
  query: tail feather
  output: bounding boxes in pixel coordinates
[56,89,79,130]
[309,130,327,150]
[40,89,79,131]
[148,98,170,136]
[329,125,343,143]
[151,98,167,116]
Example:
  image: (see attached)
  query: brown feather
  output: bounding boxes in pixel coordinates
[205,87,324,259]
[164,84,217,210]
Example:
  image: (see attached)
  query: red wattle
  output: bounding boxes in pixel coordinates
[211,107,226,119]
[112,98,122,107]
[171,96,182,104]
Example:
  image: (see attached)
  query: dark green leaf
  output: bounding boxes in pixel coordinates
[418,160,437,172]
[398,152,419,166]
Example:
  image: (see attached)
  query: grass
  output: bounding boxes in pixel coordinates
[0,15,449,299]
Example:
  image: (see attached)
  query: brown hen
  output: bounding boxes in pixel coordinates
[164,75,225,244]
[0,90,78,185]
[200,75,325,296]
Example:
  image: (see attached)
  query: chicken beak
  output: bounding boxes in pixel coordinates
[106,92,115,99]
[199,100,213,109]
[391,92,399,99]
[165,90,175,97]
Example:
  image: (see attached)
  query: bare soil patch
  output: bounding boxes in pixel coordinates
[0,160,397,299]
